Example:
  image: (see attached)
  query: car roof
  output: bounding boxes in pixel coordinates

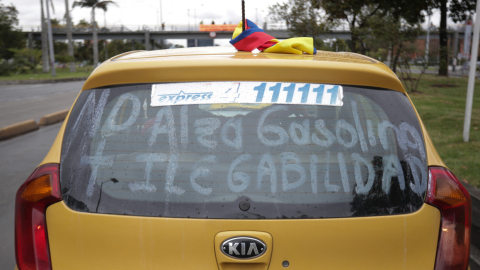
[82,47,405,93]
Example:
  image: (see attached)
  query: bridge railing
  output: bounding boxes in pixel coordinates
[16,22,352,33]
[17,23,466,34]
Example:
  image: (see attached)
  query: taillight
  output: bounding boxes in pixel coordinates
[15,164,61,270]
[426,167,471,270]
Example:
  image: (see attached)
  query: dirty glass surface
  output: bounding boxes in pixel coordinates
[60,83,427,219]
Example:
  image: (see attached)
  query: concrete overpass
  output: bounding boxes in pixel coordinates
[25,29,354,41]
[22,26,467,49]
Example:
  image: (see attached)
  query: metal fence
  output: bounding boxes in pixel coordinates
[17,22,467,34]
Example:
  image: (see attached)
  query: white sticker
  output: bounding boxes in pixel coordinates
[151,82,343,107]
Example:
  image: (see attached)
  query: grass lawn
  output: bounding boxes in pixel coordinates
[0,66,93,81]
[408,74,480,187]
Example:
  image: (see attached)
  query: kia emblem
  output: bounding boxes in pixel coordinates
[221,237,266,259]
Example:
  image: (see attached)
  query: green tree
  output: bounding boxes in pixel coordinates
[50,18,62,26]
[31,17,72,66]
[313,0,381,53]
[431,0,476,76]
[322,38,348,52]
[11,48,42,73]
[98,40,144,61]
[268,0,331,49]
[76,18,91,27]
[73,0,117,67]
[52,39,72,64]
[74,40,92,63]
[366,10,425,72]
[396,43,436,93]
[310,0,429,54]
[0,1,24,60]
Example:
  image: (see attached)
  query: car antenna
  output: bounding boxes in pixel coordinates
[242,0,246,32]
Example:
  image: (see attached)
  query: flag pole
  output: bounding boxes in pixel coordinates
[242,0,245,32]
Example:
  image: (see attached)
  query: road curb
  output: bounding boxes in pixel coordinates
[38,110,69,126]
[0,109,70,141]
[0,120,39,141]
[0,77,87,85]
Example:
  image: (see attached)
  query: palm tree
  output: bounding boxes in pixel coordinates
[40,0,49,72]
[65,0,75,72]
[72,0,117,67]
[44,0,57,77]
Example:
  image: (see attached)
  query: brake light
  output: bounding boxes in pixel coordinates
[426,167,471,270]
[15,164,61,270]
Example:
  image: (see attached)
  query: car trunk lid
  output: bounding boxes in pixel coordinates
[47,201,440,269]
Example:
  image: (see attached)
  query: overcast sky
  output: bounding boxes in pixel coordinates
[14,0,461,28]
[14,0,278,28]
[12,0,461,46]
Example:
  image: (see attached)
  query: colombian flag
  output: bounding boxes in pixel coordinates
[230,19,317,55]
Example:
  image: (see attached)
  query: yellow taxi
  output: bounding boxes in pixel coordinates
[15,47,471,270]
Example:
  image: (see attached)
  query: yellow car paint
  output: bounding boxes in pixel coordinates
[36,48,448,270]
[39,111,69,166]
[82,49,403,93]
[47,201,440,270]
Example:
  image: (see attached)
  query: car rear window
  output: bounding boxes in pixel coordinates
[60,82,427,219]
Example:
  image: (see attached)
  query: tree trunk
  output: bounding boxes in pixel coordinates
[439,0,448,76]
[40,0,49,73]
[360,39,367,55]
[105,40,108,60]
[348,15,358,53]
[392,43,403,73]
[65,0,75,72]
[44,0,56,77]
[92,8,99,67]
[350,29,359,53]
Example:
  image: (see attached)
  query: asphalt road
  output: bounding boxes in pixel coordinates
[0,81,83,128]
[0,121,63,269]
[0,81,82,268]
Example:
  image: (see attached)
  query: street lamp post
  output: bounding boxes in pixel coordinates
[463,0,480,142]
[104,10,108,61]
[159,0,163,29]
